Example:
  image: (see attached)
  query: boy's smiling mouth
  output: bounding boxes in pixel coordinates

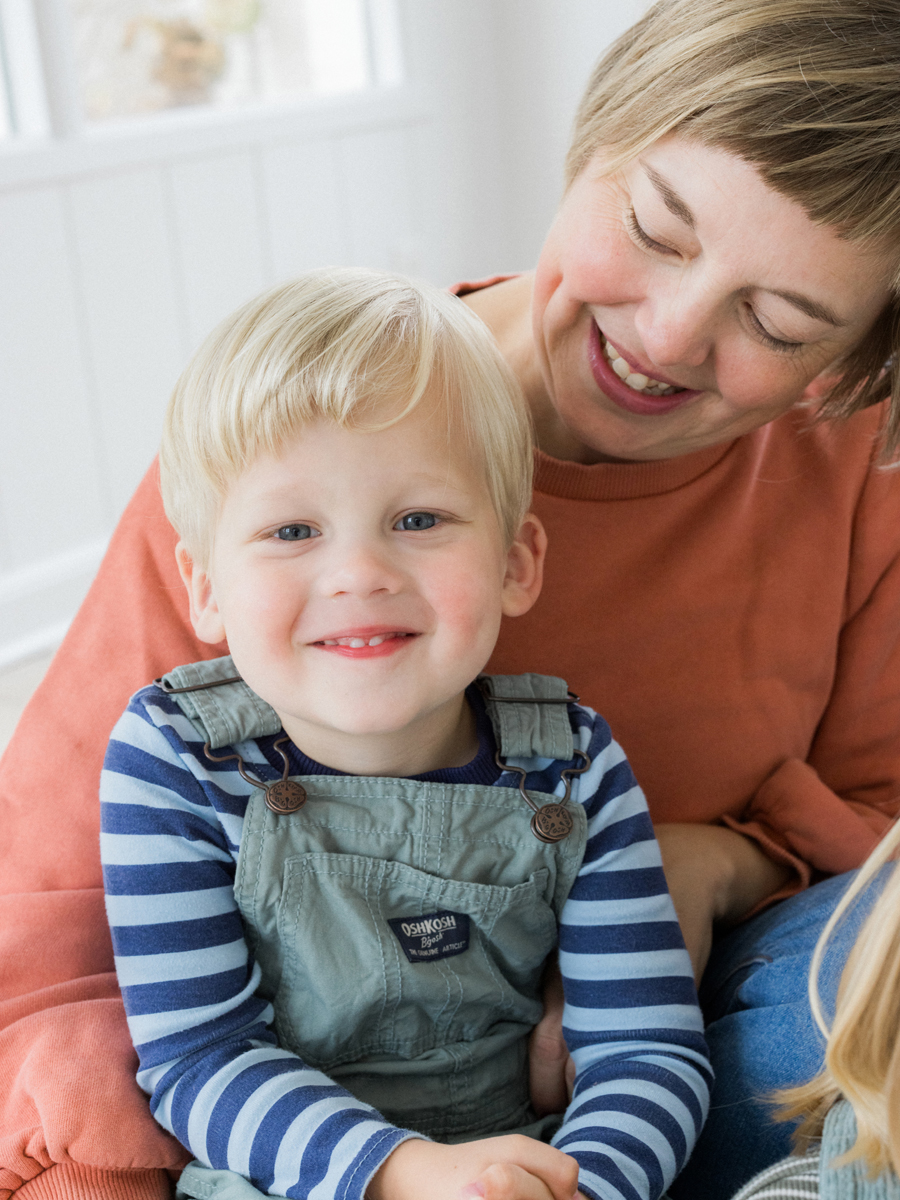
[312,628,419,657]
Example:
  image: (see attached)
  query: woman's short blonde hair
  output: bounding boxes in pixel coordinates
[566,0,900,451]
[160,269,532,567]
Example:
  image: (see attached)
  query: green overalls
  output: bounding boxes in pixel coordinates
[158,657,588,1200]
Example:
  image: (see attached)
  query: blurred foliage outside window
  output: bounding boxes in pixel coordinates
[69,0,371,121]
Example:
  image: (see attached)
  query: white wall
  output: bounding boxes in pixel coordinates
[0,0,643,668]
[490,0,652,266]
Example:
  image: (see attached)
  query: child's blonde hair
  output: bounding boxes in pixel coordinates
[160,269,533,566]
[778,818,900,1175]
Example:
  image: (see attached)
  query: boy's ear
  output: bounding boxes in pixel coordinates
[176,542,227,645]
[501,513,546,618]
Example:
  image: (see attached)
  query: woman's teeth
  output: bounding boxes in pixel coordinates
[319,632,409,648]
[601,335,682,396]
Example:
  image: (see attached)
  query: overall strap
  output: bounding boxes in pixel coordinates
[157,655,281,748]
[157,658,576,762]
[478,673,574,762]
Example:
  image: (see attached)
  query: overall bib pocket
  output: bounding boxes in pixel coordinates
[275,852,556,1067]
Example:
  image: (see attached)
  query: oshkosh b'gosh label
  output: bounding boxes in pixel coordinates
[387,910,471,963]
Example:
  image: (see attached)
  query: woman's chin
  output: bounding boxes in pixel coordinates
[545,402,691,464]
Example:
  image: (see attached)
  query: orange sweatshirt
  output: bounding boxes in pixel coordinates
[2,404,900,1196]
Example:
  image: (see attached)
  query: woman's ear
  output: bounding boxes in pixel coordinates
[176,542,227,645]
[501,513,547,618]
[799,365,846,404]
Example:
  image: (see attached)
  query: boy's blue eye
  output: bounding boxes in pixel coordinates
[274,524,315,541]
[397,512,437,531]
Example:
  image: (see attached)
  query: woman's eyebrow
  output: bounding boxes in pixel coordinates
[768,289,845,327]
[643,163,696,229]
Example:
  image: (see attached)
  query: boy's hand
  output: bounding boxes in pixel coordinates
[366,1135,585,1200]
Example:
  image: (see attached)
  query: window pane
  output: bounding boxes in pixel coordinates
[0,0,52,139]
[68,0,375,122]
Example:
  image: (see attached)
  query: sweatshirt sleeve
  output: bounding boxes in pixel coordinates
[100,695,416,1200]
[548,710,712,1200]
[724,451,900,903]
[0,460,211,1199]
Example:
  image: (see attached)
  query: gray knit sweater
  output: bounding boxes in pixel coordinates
[728,1102,900,1200]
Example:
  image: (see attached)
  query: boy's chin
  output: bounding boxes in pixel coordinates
[286,710,437,742]
[277,694,473,771]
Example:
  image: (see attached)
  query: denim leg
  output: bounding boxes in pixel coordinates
[670,869,879,1200]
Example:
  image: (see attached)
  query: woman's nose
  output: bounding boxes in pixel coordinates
[635,278,716,369]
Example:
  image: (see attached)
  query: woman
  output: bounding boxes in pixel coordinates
[1,1,899,1198]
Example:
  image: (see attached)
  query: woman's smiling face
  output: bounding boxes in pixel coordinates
[531,135,895,463]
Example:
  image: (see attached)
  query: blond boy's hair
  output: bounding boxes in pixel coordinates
[565,0,900,452]
[160,269,533,566]
[777,816,900,1175]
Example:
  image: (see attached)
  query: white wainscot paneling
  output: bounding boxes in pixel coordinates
[0,187,109,579]
[168,150,271,353]
[260,137,352,280]
[67,165,186,517]
[0,538,108,668]
[0,187,108,562]
[337,125,421,275]
[0,186,110,664]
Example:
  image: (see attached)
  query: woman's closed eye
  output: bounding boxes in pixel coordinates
[743,305,804,353]
[394,512,438,531]
[273,523,319,541]
[627,208,678,256]
[630,203,807,354]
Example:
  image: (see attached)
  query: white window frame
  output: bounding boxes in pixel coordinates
[0,0,413,189]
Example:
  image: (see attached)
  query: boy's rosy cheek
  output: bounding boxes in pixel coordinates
[434,574,503,637]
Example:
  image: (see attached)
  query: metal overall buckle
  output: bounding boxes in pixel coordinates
[478,679,590,842]
[495,748,590,843]
[156,672,306,814]
[203,738,307,815]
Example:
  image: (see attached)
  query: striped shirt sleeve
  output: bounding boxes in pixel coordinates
[547,705,712,1200]
[101,689,414,1200]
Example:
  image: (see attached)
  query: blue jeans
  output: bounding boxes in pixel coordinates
[669,869,881,1200]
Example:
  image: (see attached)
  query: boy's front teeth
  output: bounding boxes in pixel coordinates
[321,633,403,647]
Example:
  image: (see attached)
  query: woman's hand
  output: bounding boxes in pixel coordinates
[654,823,792,983]
[366,1135,585,1200]
[528,960,574,1117]
[524,825,788,1113]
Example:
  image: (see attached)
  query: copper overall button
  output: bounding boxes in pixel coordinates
[531,804,574,843]
[265,780,307,814]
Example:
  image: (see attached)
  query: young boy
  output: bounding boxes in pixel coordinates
[100,269,710,1200]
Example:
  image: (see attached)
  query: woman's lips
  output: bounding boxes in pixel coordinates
[587,321,702,416]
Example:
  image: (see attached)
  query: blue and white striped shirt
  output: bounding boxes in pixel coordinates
[101,683,710,1200]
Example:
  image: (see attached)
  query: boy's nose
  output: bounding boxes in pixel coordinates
[322,541,404,598]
